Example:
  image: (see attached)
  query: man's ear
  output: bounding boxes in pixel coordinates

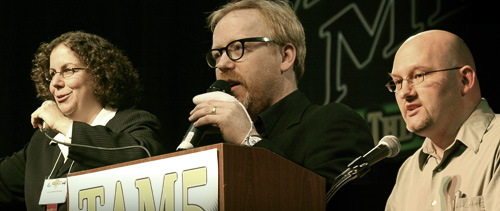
[280,43,296,73]
[460,65,476,95]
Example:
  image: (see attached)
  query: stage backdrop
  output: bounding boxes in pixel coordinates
[0,0,498,210]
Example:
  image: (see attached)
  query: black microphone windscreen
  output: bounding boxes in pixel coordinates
[207,80,231,93]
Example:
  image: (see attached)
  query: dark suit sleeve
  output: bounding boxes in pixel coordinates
[251,139,286,157]
[68,109,164,168]
[0,145,27,204]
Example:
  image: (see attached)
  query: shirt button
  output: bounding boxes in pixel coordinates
[431,200,437,206]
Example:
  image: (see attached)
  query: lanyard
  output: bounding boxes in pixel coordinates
[47,151,75,179]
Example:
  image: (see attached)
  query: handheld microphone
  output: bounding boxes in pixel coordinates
[347,135,401,168]
[176,80,231,151]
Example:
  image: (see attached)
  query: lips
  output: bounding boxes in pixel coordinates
[224,79,242,93]
[56,92,71,103]
[405,103,421,117]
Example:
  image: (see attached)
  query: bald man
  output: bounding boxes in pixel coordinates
[385,30,500,210]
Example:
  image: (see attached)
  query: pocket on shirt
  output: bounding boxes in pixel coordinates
[454,196,485,211]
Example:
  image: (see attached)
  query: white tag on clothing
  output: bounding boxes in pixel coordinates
[39,178,68,205]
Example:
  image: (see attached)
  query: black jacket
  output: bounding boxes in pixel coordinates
[0,108,164,210]
[253,91,373,186]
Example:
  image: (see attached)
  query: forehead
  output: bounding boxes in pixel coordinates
[391,39,443,77]
[212,9,267,48]
[50,44,81,65]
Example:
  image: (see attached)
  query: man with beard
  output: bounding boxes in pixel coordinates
[189,0,376,208]
[385,30,500,210]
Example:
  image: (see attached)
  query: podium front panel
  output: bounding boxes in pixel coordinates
[67,149,219,210]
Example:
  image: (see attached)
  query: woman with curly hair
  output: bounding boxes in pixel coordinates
[0,31,165,210]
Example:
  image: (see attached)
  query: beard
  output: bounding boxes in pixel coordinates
[239,91,259,120]
[219,73,275,121]
[239,91,251,109]
[237,90,269,121]
[405,115,432,136]
[219,74,258,119]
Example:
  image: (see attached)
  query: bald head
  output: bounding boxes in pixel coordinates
[393,30,480,100]
[396,30,475,70]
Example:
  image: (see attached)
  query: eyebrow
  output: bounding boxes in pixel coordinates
[387,72,399,78]
[49,63,79,71]
[387,65,432,79]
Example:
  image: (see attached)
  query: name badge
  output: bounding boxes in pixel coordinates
[39,178,68,205]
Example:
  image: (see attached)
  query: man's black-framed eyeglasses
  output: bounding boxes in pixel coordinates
[45,67,87,81]
[206,37,273,68]
[385,66,462,92]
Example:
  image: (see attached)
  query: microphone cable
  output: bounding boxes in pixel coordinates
[44,131,151,158]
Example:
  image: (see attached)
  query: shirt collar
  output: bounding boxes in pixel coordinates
[50,106,117,145]
[50,107,117,161]
[455,99,495,152]
[91,106,118,126]
[418,98,495,169]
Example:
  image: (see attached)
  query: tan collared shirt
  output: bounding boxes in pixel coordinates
[386,99,500,211]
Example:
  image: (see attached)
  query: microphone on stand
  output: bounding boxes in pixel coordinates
[347,135,400,168]
[176,80,231,151]
[325,135,401,204]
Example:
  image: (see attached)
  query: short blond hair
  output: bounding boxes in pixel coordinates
[208,0,306,84]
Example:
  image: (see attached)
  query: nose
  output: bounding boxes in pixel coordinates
[50,73,65,89]
[216,51,235,73]
[397,80,415,100]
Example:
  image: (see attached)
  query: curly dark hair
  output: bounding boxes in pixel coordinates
[31,31,142,109]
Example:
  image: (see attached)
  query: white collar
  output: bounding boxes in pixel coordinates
[91,106,118,126]
[52,107,118,161]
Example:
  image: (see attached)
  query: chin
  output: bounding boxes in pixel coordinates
[407,120,431,135]
[405,118,422,132]
[405,124,414,133]
[59,106,75,117]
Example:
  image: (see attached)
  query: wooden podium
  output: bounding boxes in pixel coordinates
[67,143,325,210]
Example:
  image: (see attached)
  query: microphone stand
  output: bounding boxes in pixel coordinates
[325,157,371,205]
